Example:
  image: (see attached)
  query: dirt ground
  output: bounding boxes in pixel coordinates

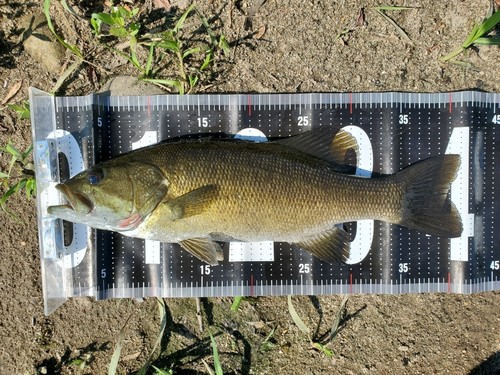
[1,0,500,374]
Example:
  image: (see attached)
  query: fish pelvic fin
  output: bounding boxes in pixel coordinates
[296,226,351,263]
[397,154,463,237]
[179,238,223,265]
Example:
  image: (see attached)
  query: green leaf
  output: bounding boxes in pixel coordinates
[0,179,26,205]
[22,144,33,160]
[200,50,213,71]
[210,334,223,375]
[218,35,230,56]
[92,13,115,26]
[188,75,199,88]
[470,10,500,44]
[7,102,30,119]
[145,43,156,77]
[287,296,311,336]
[473,36,500,46]
[158,39,180,52]
[129,35,142,70]
[25,178,36,198]
[174,3,196,33]
[0,171,9,178]
[230,296,244,312]
[109,25,129,38]
[5,143,23,160]
[442,10,500,61]
[312,342,334,357]
[151,366,173,375]
[182,47,201,59]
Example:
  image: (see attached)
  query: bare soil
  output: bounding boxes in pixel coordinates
[1,0,499,374]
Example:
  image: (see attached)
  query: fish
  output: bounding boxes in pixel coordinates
[48,129,463,265]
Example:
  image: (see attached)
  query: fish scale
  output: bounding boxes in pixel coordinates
[30,88,500,315]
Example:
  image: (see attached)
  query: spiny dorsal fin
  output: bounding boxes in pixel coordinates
[296,226,351,263]
[165,185,218,220]
[179,238,223,265]
[274,128,358,171]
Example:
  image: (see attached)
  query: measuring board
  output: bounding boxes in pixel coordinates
[30,88,500,315]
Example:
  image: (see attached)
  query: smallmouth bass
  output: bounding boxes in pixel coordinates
[48,130,463,264]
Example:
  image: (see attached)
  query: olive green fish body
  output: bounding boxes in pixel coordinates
[130,141,401,242]
[48,131,462,265]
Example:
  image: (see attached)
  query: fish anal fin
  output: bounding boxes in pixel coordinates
[166,184,218,220]
[179,238,222,265]
[296,227,351,264]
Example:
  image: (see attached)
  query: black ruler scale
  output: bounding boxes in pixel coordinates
[30,88,500,315]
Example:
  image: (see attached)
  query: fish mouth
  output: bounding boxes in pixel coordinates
[49,184,93,215]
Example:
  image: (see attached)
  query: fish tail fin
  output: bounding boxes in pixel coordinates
[397,154,463,237]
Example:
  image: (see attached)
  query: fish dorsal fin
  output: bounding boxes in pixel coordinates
[179,238,223,265]
[296,226,351,263]
[274,129,359,168]
[330,129,359,166]
[166,185,218,220]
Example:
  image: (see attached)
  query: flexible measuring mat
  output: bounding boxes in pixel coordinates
[30,88,500,315]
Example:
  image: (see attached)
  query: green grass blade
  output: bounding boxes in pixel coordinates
[5,143,23,160]
[473,37,500,46]
[210,333,223,375]
[44,0,83,58]
[151,365,173,375]
[218,35,230,56]
[129,36,142,71]
[287,296,310,336]
[312,342,334,357]
[230,296,244,312]
[108,314,133,375]
[0,179,26,206]
[0,171,9,179]
[25,178,36,198]
[328,296,349,342]
[473,10,500,41]
[182,47,201,59]
[443,10,499,61]
[145,43,156,77]
[174,3,196,33]
[22,143,33,160]
[51,60,82,94]
[137,298,168,375]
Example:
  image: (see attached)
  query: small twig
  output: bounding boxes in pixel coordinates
[196,297,204,333]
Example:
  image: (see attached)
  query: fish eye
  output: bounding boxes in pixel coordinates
[87,168,104,185]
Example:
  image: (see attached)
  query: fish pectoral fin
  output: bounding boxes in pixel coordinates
[296,227,351,263]
[179,238,222,265]
[166,185,218,220]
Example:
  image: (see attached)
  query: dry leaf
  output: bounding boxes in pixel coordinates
[255,25,266,39]
[154,0,190,10]
[1,81,22,106]
[153,0,171,9]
